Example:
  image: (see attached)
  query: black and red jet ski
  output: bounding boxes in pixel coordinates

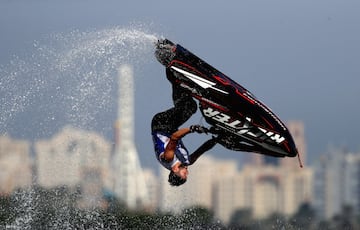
[155,39,298,158]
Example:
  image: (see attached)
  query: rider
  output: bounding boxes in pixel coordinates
[151,40,217,186]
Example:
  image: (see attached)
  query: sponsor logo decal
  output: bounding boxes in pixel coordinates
[202,107,285,144]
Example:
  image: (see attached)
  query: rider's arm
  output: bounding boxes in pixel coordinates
[162,127,191,162]
[189,138,217,165]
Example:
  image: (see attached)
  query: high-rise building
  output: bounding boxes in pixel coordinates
[142,168,159,211]
[214,167,250,224]
[35,126,112,208]
[0,135,32,195]
[343,153,360,214]
[313,148,360,219]
[112,64,149,209]
[217,164,313,222]
[281,120,306,168]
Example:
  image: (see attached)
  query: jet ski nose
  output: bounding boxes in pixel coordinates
[154,39,176,67]
[156,39,175,47]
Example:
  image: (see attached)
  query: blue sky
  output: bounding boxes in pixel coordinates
[1,0,360,169]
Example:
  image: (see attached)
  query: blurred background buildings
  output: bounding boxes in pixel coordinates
[0,136,32,195]
[2,119,359,223]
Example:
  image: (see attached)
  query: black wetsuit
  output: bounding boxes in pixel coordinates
[151,69,197,134]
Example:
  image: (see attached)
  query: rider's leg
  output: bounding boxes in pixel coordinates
[151,81,197,134]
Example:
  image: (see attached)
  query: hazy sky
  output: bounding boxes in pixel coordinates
[1,0,359,169]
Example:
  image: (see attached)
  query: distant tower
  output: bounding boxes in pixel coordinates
[280,120,306,168]
[113,64,148,209]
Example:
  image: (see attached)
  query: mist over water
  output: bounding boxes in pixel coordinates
[0,27,158,140]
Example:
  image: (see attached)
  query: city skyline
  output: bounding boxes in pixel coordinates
[1,122,358,223]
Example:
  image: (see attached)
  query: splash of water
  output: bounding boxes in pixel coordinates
[10,188,38,230]
[0,26,159,228]
[0,26,158,139]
